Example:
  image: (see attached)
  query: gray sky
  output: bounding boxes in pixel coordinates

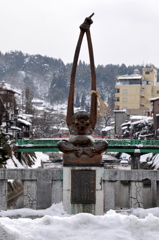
[1,0,159,67]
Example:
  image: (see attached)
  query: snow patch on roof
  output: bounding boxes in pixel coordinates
[121,121,131,127]
[11,126,21,131]
[117,74,142,80]
[130,115,148,120]
[17,118,31,126]
[101,126,114,131]
[114,110,126,113]
[0,81,21,94]
[149,97,159,102]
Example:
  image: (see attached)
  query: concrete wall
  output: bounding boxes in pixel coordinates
[0,169,159,212]
[0,169,63,210]
[103,169,159,212]
[114,110,130,136]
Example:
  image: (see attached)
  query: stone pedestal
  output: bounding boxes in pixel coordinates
[63,164,104,215]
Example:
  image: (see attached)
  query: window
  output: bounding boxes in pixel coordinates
[145,71,150,74]
[115,88,120,93]
[123,89,127,93]
[0,90,7,94]
[129,79,141,85]
[7,102,11,107]
[115,97,120,102]
[157,91,159,94]
[123,98,127,102]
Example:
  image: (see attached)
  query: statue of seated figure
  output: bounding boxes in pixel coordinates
[57,14,108,164]
[57,111,108,163]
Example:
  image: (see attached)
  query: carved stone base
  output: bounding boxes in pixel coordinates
[63,165,104,215]
[63,153,102,164]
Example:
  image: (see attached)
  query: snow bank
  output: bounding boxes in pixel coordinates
[1,204,159,240]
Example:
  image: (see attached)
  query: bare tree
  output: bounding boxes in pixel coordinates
[25,87,33,114]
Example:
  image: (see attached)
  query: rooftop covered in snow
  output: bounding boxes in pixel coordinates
[117,74,142,80]
[0,81,21,95]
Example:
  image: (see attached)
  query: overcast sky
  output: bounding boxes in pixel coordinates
[1,0,159,67]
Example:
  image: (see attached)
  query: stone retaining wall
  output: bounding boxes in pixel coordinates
[0,169,63,210]
[0,169,158,212]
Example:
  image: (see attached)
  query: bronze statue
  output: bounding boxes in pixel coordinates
[57,14,108,164]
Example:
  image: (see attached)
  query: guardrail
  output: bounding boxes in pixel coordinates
[16,138,159,147]
[107,139,159,147]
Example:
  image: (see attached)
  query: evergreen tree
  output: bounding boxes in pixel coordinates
[0,132,9,165]
[75,93,80,107]
[81,93,86,110]
[49,68,68,103]
[25,86,33,114]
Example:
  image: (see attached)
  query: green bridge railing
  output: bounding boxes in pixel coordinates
[16,138,159,147]
[16,138,159,153]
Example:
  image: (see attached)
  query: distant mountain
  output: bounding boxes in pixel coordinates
[0,51,155,108]
[0,51,65,101]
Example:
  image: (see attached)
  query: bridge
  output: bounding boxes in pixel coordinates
[16,138,159,154]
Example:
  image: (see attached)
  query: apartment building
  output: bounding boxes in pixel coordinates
[115,66,159,115]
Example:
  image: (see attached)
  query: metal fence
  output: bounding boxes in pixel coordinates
[16,138,159,147]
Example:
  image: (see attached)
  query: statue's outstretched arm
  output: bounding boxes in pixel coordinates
[86,27,97,129]
[66,14,96,128]
[66,30,85,127]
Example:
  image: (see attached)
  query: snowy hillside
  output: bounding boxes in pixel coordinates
[0,51,149,106]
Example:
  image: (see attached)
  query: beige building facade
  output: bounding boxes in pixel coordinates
[115,67,159,115]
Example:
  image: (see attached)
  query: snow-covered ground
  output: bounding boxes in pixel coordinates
[1,203,159,239]
[5,152,49,169]
[2,152,159,239]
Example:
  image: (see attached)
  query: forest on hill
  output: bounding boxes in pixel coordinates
[0,51,156,108]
